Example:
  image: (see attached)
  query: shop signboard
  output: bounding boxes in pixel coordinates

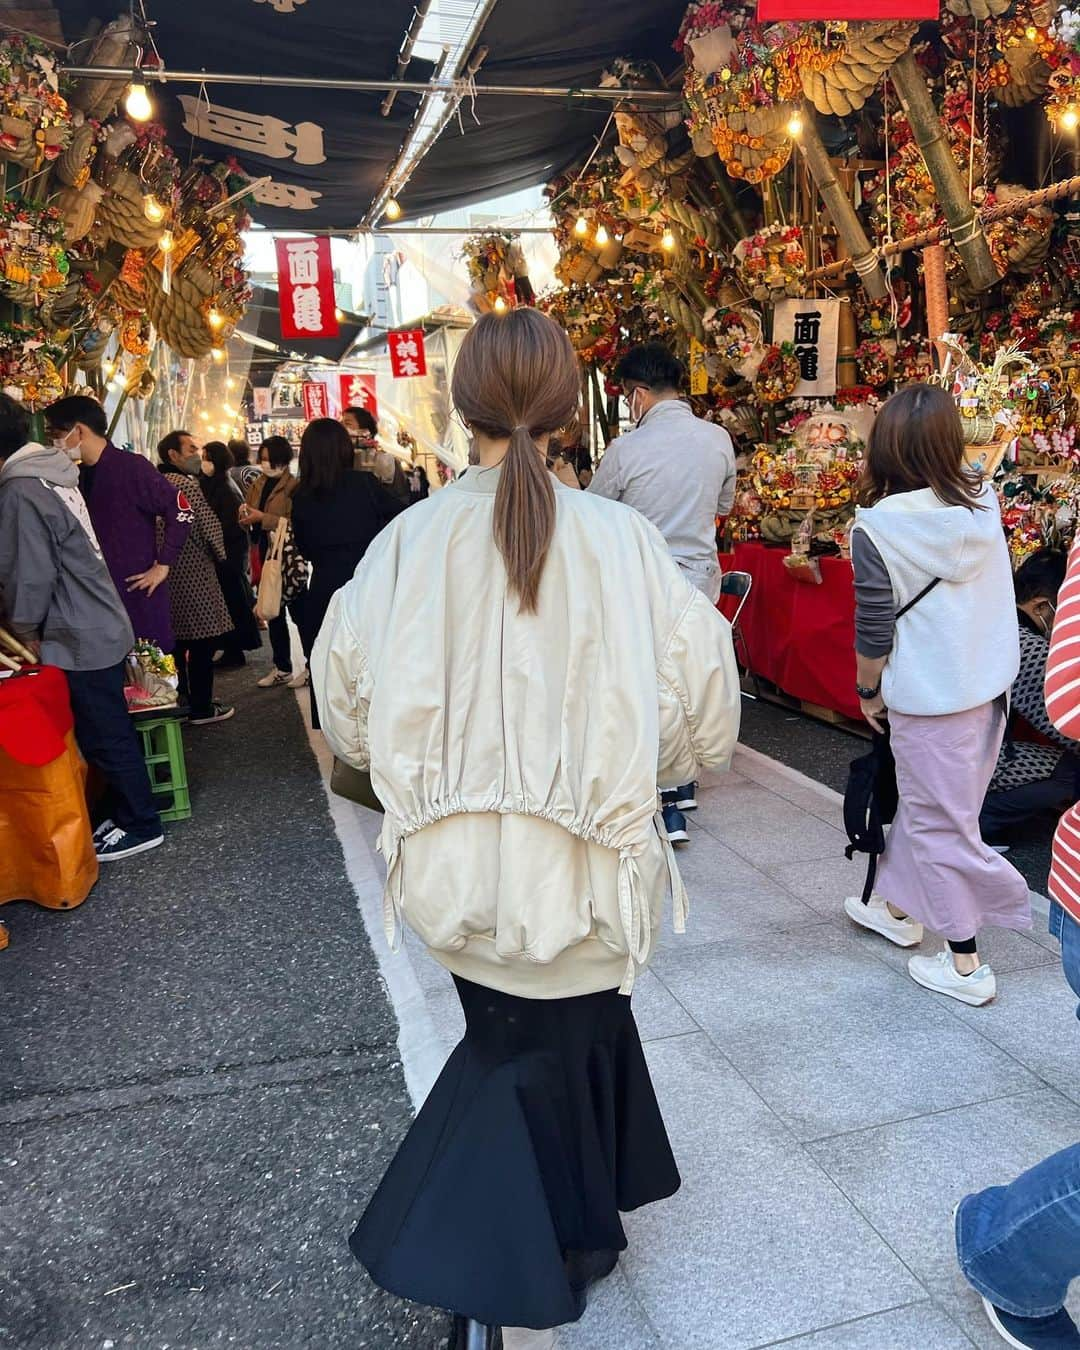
[388,329,427,379]
[275,236,339,341]
[302,381,329,420]
[758,0,935,16]
[771,298,841,398]
[252,387,272,419]
[339,372,378,420]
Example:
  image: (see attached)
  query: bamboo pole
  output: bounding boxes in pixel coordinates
[703,154,751,239]
[796,107,889,301]
[802,172,1080,284]
[889,51,999,293]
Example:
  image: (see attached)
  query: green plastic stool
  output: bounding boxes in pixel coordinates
[135,715,191,822]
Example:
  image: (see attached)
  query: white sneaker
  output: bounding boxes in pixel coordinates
[907,950,996,1006]
[256,669,291,688]
[844,893,924,948]
[287,668,309,689]
[502,1330,559,1350]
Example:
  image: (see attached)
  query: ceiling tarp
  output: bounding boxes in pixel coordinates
[396,0,689,220]
[53,0,432,231]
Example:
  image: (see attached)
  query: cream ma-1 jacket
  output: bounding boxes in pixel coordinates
[312,464,741,999]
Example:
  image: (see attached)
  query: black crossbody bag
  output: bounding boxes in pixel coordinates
[842,577,941,904]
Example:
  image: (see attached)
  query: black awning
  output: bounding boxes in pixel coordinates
[396,0,688,219]
[55,0,432,231]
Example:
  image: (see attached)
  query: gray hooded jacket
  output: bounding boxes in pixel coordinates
[0,443,134,671]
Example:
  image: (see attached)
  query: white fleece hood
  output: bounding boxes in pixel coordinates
[853,482,1019,716]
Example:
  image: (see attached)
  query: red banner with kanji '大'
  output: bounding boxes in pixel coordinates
[276,236,339,341]
[339,372,378,420]
[757,0,935,15]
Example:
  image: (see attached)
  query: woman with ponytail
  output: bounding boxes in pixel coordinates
[312,309,741,1349]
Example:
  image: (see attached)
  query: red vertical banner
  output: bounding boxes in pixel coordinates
[302,381,329,421]
[388,329,427,379]
[339,372,378,420]
[276,236,339,340]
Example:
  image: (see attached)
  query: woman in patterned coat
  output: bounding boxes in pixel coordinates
[157,431,235,726]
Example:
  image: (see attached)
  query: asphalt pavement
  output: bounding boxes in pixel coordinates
[0,659,448,1349]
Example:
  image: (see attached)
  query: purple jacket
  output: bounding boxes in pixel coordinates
[80,443,191,651]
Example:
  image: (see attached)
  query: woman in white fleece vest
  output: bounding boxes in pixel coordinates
[845,383,1031,1007]
[313,310,740,1350]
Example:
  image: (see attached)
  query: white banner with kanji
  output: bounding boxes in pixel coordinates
[771,298,840,397]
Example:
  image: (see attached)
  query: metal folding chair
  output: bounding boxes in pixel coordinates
[719,569,759,698]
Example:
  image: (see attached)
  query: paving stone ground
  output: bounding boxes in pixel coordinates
[2,672,1075,1349]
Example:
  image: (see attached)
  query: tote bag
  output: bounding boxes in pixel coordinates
[256,519,286,621]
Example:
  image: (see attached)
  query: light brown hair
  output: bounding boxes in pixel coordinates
[858,382,984,510]
[452,309,580,612]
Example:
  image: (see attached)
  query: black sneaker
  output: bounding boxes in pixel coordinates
[92,818,116,843]
[662,801,689,844]
[95,827,165,863]
[675,782,699,811]
[189,702,235,726]
[981,1298,1080,1348]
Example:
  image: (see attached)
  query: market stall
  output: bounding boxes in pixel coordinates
[500,0,1080,717]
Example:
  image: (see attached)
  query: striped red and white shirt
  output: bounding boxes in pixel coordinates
[1044,536,1080,923]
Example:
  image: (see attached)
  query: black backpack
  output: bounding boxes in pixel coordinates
[843,728,899,904]
[842,576,940,902]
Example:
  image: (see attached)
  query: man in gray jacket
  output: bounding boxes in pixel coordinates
[0,394,162,862]
[589,342,737,843]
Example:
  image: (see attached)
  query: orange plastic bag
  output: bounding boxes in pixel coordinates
[0,729,98,909]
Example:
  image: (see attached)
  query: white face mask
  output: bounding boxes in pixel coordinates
[200,460,214,476]
[628,388,646,425]
[52,428,81,461]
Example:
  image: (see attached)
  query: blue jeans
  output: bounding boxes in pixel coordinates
[955,902,1080,1316]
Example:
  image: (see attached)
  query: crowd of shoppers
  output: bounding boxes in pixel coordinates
[1,333,1078,1347]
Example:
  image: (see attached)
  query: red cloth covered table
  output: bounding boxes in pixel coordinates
[0,666,97,909]
[0,665,74,765]
[722,541,860,721]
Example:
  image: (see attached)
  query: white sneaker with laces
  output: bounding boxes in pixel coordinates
[256,669,291,689]
[908,950,996,1006]
[844,893,924,948]
[287,668,309,689]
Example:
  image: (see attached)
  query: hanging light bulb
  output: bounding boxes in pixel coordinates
[384,197,402,221]
[493,296,508,314]
[225,375,236,390]
[158,229,174,254]
[661,229,676,251]
[786,112,804,138]
[574,216,588,236]
[199,410,210,422]
[143,193,165,224]
[1025,24,1038,39]
[594,224,609,246]
[102,359,116,379]
[125,79,153,123]
[334,308,345,322]
[207,307,225,332]
[1062,106,1079,131]
[211,347,226,363]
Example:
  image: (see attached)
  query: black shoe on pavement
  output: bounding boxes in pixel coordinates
[447,1317,499,1350]
[94,827,165,863]
[675,782,699,811]
[981,1298,1080,1348]
[213,654,246,669]
[662,801,689,844]
[189,702,235,726]
[92,817,116,843]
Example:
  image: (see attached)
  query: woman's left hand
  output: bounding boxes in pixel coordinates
[860,693,888,735]
[244,507,265,524]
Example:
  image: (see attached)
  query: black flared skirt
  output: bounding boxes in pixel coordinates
[350,975,680,1331]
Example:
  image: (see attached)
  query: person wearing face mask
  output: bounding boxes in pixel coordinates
[979,548,1080,850]
[199,441,260,669]
[240,436,302,688]
[0,393,163,862]
[45,395,191,657]
[156,431,234,726]
[588,344,737,845]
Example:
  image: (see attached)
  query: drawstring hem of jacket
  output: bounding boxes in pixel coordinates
[379,825,405,952]
[617,810,690,994]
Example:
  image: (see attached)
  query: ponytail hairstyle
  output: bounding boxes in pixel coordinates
[451,309,580,612]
